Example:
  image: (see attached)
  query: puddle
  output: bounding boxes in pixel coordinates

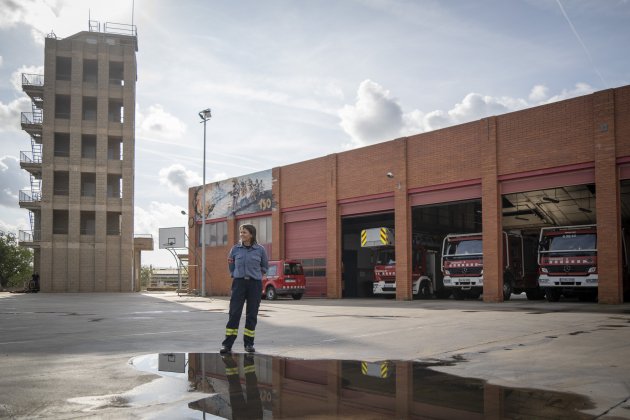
[70,353,598,419]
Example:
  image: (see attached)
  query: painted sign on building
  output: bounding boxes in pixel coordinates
[193,169,273,221]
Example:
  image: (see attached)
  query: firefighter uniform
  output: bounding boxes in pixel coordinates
[222,242,268,351]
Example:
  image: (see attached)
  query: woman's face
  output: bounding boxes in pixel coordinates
[240,227,252,244]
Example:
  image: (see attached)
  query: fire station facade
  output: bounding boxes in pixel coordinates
[188,85,630,304]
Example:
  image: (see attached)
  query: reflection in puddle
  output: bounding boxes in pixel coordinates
[123,353,596,419]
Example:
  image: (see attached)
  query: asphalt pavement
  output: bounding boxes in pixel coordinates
[0,291,629,418]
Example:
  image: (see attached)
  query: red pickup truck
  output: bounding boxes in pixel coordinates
[262,260,306,300]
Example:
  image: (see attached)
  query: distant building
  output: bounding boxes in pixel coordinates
[149,268,188,289]
[18,22,140,291]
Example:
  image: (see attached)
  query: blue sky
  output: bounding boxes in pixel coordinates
[1,0,629,266]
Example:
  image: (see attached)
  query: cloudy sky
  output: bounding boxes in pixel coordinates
[1,0,629,266]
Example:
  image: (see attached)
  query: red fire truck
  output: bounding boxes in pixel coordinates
[537,224,599,301]
[441,231,541,300]
[361,227,438,299]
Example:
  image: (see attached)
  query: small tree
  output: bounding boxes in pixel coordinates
[140,265,153,290]
[0,233,33,289]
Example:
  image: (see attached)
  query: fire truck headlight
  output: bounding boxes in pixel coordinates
[443,278,451,284]
[540,267,548,273]
[587,267,596,273]
[539,278,549,284]
[444,269,450,275]
[585,278,598,284]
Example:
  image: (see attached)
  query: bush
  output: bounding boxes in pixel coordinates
[0,233,33,289]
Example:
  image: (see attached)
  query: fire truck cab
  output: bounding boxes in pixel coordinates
[441,231,541,300]
[537,224,599,301]
[361,227,437,299]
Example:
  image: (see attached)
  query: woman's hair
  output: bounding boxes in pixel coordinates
[240,224,257,244]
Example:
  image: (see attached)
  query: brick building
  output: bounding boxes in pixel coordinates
[18,23,139,292]
[188,85,630,304]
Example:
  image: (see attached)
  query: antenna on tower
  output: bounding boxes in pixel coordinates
[131,0,135,28]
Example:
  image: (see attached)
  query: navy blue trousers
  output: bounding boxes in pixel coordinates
[222,278,262,348]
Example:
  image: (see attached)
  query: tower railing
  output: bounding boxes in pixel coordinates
[22,73,44,87]
[21,109,43,125]
[18,229,41,243]
[19,190,42,203]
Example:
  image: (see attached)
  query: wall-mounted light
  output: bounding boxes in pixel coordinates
[386,172,394,178]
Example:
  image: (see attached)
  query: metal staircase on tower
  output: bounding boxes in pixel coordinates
[18,73,44,245]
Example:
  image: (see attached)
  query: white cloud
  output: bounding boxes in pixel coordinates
[541,82,594,104]
[0,219,19,236]
[338,79,404,147]
[0,155,31,207]
[11,64,44,91]
[340,80,596,145]
[0,0,61,44]
[137,104,187,141]
[0,97,32,132]
[0,212,30,235]
[158,164,201,196]
[0,55,4,67]
[212,172,228,182]
[529,84,549,102]
[135,201,187,237]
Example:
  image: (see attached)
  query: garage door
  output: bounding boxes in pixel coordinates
[285,218,327,297]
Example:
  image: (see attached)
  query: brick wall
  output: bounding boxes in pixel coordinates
[497,96,594,175]
[615,85,630,157]
[337,142,400,200]
[280,156,328,208]
[407,121,481,188]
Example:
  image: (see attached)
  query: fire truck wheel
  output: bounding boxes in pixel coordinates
[415,281,432,300]
[502,274,514,301]
[545,288,561,302]
[452,289,466,300]
[468,290,482,299]
[526,288,545,300]
[435,289,452,299]
[265,286,277,300]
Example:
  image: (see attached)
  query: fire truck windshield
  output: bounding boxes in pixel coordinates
[376,249,395,265]
[545,233,596,251]
[446,239,482,256]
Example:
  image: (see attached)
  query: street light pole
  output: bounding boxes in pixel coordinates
[198,108,211,297]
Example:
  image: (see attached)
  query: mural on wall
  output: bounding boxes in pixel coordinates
[193,169,273,221]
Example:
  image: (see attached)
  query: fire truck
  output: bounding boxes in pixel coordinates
[537,224,606,301]
[361,227,437,299]
[441,231,541,300]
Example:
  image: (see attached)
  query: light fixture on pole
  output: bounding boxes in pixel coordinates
[199,108,211,296]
